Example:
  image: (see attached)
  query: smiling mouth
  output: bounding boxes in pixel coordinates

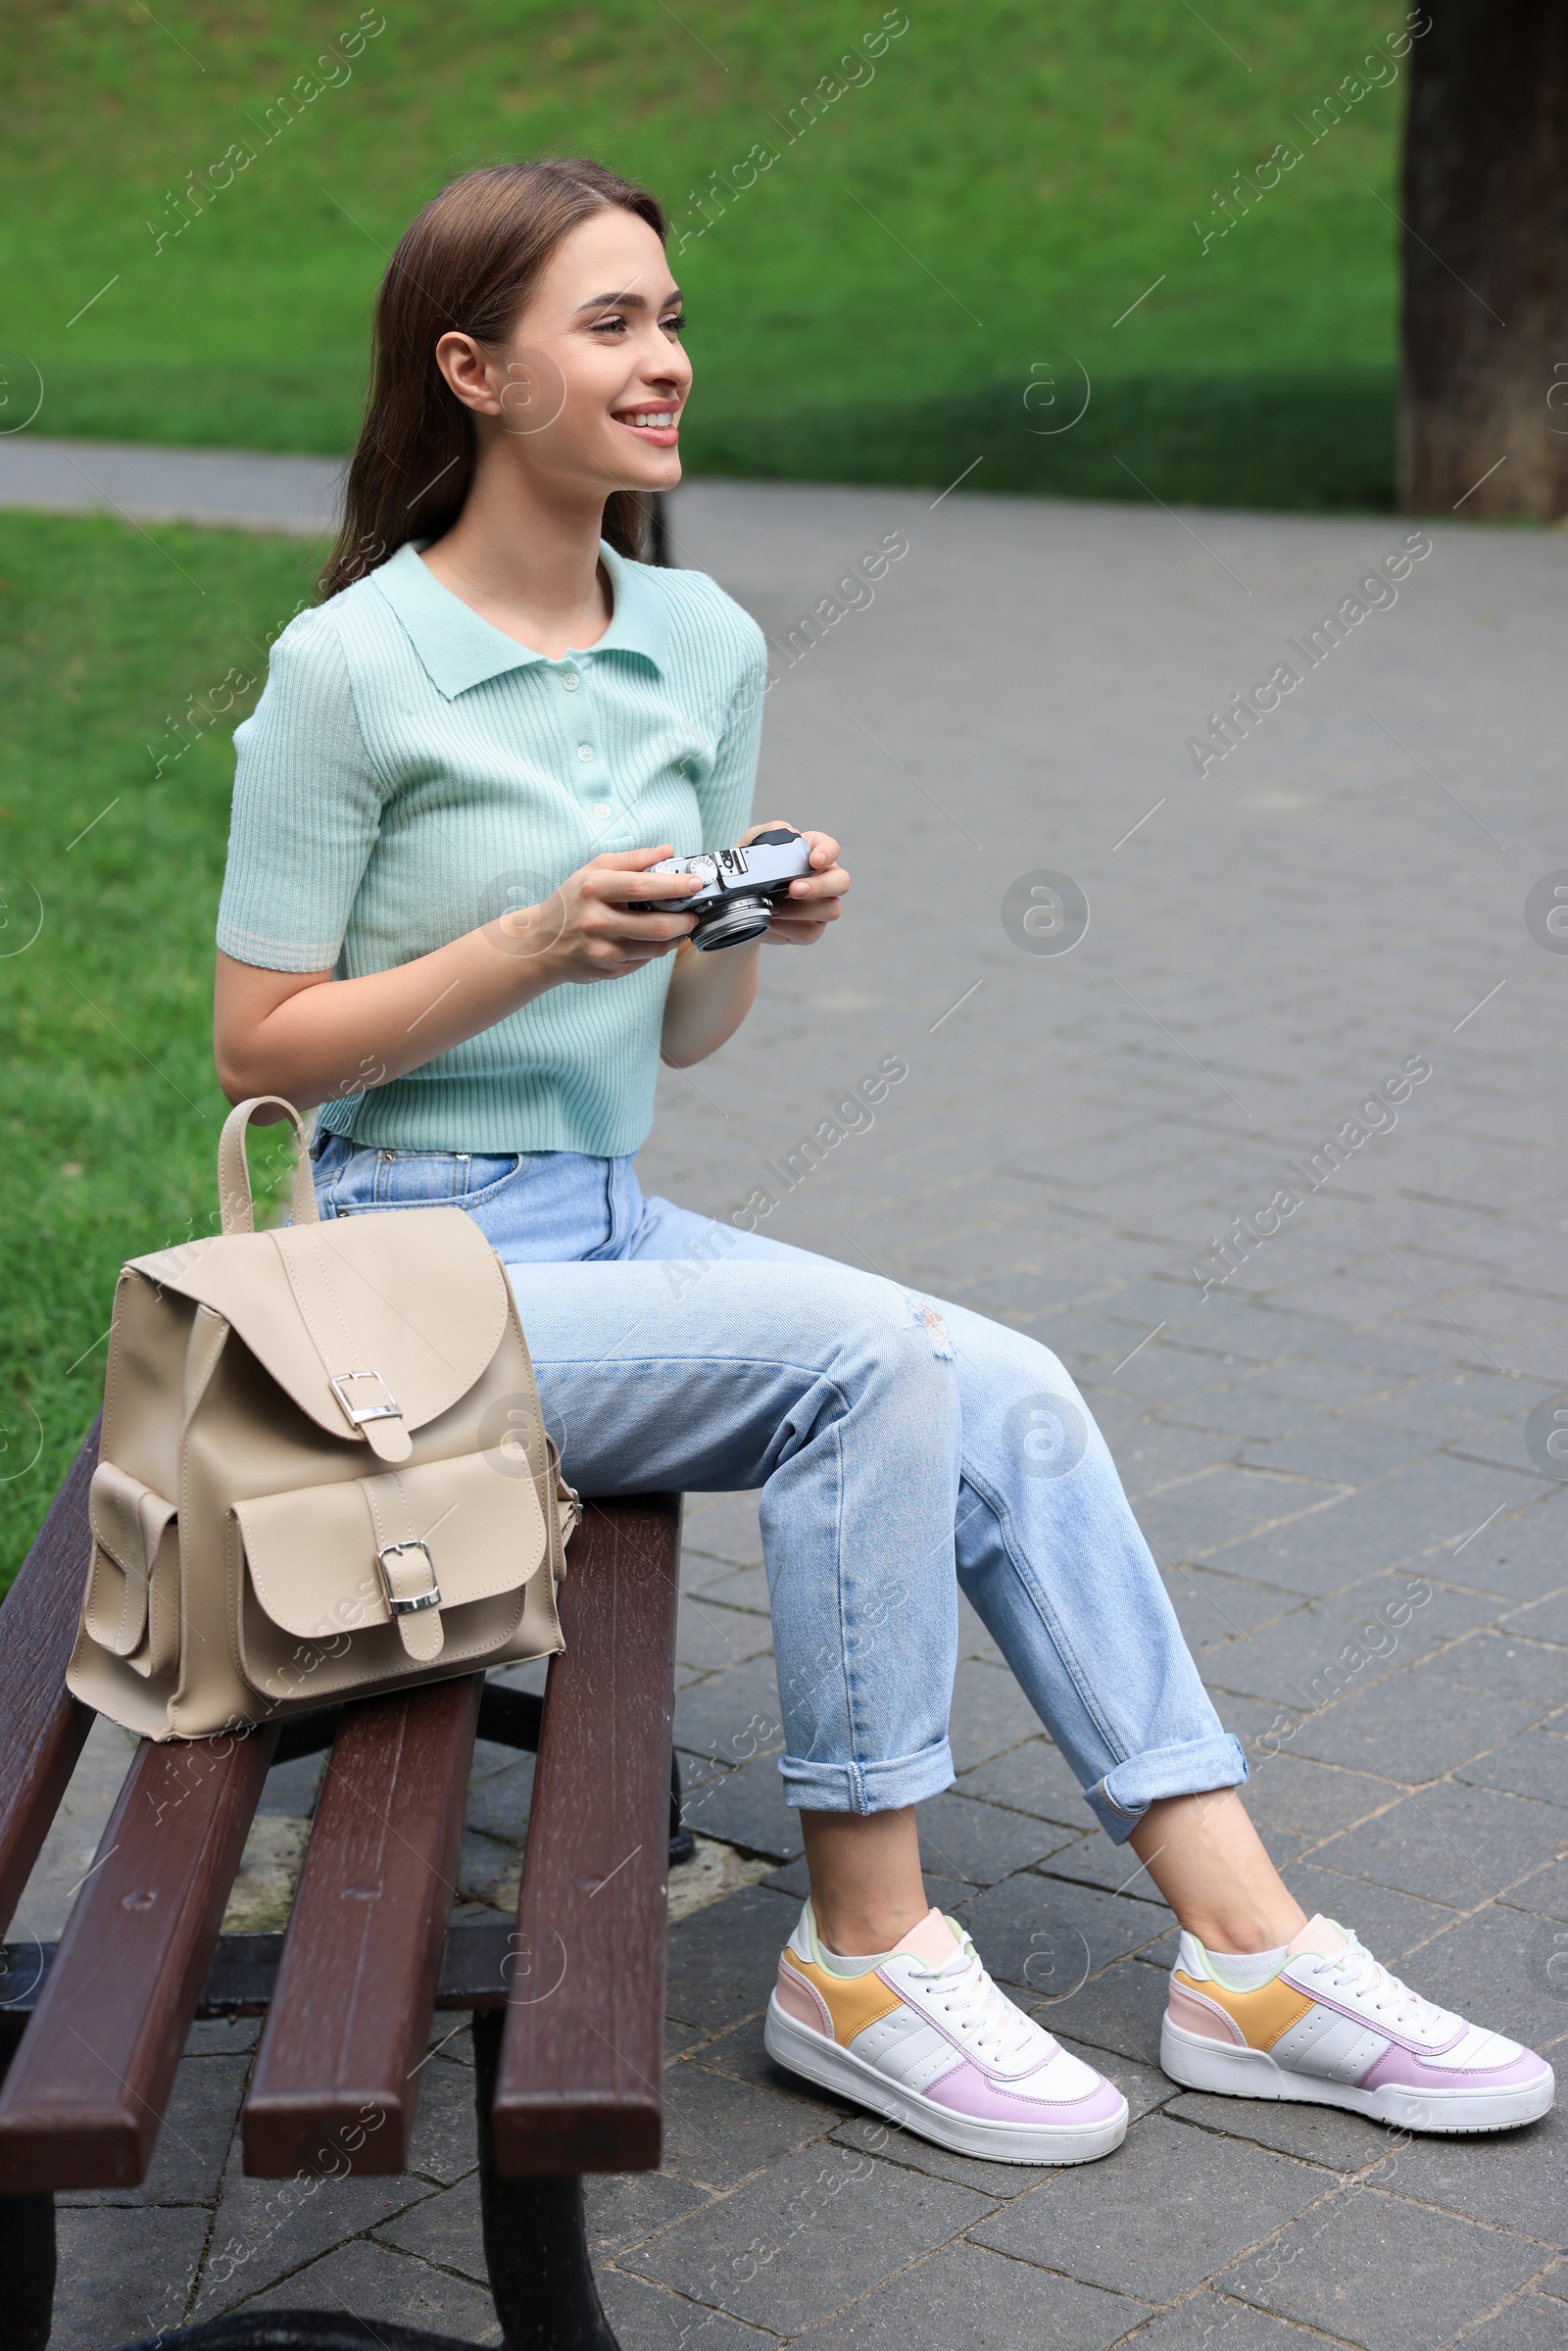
[613,409,679,430]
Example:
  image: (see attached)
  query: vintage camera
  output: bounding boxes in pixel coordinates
[639,826,814,951]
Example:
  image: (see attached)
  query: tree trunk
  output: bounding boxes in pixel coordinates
[1399,1,1568,520]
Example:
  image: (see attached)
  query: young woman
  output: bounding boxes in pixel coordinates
[214,160,1550,2163]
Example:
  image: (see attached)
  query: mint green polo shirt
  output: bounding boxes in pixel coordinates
[217,540,766,1154]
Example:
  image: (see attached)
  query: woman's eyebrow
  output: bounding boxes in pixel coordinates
[575,287,683,313]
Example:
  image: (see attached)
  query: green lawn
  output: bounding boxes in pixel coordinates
[5,0,1415,506]
[0,513,319,1592]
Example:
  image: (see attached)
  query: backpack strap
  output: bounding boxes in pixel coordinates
[218,1097,321,1236]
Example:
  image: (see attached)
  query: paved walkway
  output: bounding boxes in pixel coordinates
[12,457,1568,2349]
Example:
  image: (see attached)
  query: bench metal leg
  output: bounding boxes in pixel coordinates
[668,1745,695,1868]
[472,2011,620,2351]
[0,2191,53,2351]
[0,2018,54,2351]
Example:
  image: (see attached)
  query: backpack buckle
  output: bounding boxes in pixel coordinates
[375,1538,441,1616]
[330,1369,403,1430]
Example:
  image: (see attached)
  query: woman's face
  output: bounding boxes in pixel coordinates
[441,208,691,500]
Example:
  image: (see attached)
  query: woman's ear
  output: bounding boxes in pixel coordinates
[434,330,500,416]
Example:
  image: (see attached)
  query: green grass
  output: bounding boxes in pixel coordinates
[0,512,320,1593]
[4,0,1413,506]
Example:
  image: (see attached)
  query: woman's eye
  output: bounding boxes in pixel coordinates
[662,311,687,333]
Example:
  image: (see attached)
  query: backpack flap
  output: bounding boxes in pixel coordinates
[234,1445,549,1672]
[132,1209,512,1464]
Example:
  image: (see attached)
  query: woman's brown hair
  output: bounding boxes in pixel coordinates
[321,159,666,600]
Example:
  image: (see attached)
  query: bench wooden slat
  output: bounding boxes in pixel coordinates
[0,1420,99,1937]
[0,1720,277,2190]
[242,1674,482,2179]
[493,1494,681,2176]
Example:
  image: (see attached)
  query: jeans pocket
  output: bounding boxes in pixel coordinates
[320,1148,527,1216]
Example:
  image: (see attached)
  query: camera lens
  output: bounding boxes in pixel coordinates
[693,894,774,951]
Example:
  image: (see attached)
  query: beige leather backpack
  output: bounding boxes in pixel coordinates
[67,1098,577,1740]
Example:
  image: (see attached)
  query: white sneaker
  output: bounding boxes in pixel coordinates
[763,1901,1128,2165]
[1161,1914,1555,2134]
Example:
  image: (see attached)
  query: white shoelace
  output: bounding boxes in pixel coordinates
[1312,1935,1446,2033]
[911,1940,1052,2070]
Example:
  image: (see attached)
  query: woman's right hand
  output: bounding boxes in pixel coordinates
[490,845,702,984]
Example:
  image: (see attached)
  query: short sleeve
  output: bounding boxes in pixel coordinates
[215,610,384,973]
[696,647,767,854]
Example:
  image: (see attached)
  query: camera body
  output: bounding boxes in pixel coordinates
[642,826,813,951]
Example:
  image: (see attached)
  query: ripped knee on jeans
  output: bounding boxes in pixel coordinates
[905,1292,955,1360]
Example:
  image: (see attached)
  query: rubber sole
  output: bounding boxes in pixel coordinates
[763,1994,1128,2166]
[1160,2015,1555,2134]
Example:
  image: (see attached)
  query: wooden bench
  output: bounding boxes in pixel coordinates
[0,1416,690,2351]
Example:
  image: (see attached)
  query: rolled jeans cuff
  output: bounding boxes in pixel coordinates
[780,1736,956,1816]
[1088,1732,1250,1844]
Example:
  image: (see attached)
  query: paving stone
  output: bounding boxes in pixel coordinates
[826,2108,1060,2196]
[1108,2289,1344,2351]
[689,2013,849,2123]
[1037,1828,1175,1907]
[1216,1463,1554,1598]
[1426,1629,1568,1715]
[677,1592,777,1671]
[235,2235,497,2339]
[619,2146,996,2333]
[661,2053,835,2189]
[405,2051,480,2185]
[1502,1590,1568,1646]
[759,1854,971,1916]
[1198,1577,1495,1709]
[1165,2090,1409,2175]
[1137,1468,1345,1566]
[1456,1729,1568,1810]
[374,2173,486,2282]
[680,1490,764,1570]
[959,1872,1168,1999]
[194,2142,436,2316]
[1242,1750,1395,1839]
[1160,1391,1314,1443]
[1163,1565,1295,1651]
[1384,1904,1568,2052]
[463,1750,534,1841]
[674,1655,786,1776]
[690,1563,772,1613]
[972,2110,1324,2303]
[793,2238,1152,2351]
[1311,1784,1568,1910]
[1457,2294,1568,2351]
[679,1753,803,1861]
[185,2014,263,2054]
[1278,1863,1458,1961]
[52,2204,211,2349]
[58,2051,248,2206]
[947,1657,1047,1773]
[258,1747,327,1817]
[1434,1497,1568,1604]
[1363,2102,1567,2243]
[954,1736,1094,1828]
[596,2272,778,2349]
[913,1789,1079,1886]
[664,1885,802,2032]
[1500,1858,1568,1922]
[1238,1420,1440,1485]
[1284,1663,1546,1786]
[1218,2180,1546,2351]
[1033,1953,1172,2068]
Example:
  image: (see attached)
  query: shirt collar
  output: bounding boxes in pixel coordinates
[368,536,670,701]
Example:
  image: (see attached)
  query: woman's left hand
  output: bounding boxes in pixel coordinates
[743,820,849,947]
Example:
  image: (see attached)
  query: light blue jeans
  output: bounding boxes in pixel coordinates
[312,1136,1247,1838]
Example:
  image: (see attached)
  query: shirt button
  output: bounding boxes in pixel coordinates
[591,803,612,829]
[562,672,580,691]
[577,743,593,761]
